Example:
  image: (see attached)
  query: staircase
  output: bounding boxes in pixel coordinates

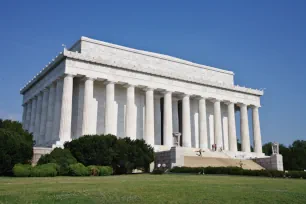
[183,156,264,170]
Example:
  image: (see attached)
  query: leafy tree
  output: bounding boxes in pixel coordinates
[0,128,33,175]
[65,134,154,174]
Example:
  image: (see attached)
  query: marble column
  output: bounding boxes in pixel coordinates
[239,104,251,152]
[145,88,154,146]
[125,85,136,139]
[52,79,64,143]
[22,103,27,129]
[82,77,94,135]
[182,95,191,147]
[45,83,56,145]
[163,91,173,147]
[105,81,115,135]
[213,99,222,149]
[39,88,49,146]
[199,97,208,149]
[34,93,43,143]
[59,74,74,142]
[227,102,237,152]
[29,96,37,134]
[252,106,262,154]
[25,101,32,131]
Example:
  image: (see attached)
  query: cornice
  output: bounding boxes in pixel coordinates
[20,51,65,94]
[64,50,264,96]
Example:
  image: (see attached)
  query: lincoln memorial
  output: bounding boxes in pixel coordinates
[20,37,267,160]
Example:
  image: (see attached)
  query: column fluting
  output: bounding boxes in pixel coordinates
[144,88,154,146]
[29,97,37,134]
[163,91,173,147]
[25,101,32,131]
[199,97,208,149]
[22,103,27,129]
[227,102,238,152]
[39,88,49,146]
[34,93,43,144]
[252,106,262,154]
[59,74,74,142]
[45,83,56,146]
[182,95,191,147]
[125,85,136,139]
[52,79,64,143]
[82,77,94,135]
[213,99,222,150]
[104,81,115,135]
[240,104,251,152]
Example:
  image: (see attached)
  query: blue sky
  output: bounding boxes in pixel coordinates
[0,0,305,145]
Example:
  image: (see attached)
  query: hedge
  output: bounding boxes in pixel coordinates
[68,163,90,176]
[98,166,113,176]
[13,163,59,177]
[30,163,59,177]
[13,164,32,177]
[170,166,305,179]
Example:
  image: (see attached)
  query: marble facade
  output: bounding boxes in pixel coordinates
[21,37,264,158]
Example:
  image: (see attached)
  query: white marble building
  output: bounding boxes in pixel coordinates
[20,37,264,158]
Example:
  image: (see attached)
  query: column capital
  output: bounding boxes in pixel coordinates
[223,100,235,105]
[161,90,172,95]
[103,80,117,85]
[208,97,220,103]
[236,102,248,108]
[143,87,154,92]
[64,73,76,78]
[249,104,260,109]
[123,83,136,88]
[81,76,96,81]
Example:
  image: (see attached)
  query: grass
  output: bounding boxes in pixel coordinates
[0,174,306,204]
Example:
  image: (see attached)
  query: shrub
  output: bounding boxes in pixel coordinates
[269,170,285,178]
[0,128,33,176]
[170,166,204,174]
[151,169,165,174]
[88,165,100,176]
[13,164,32,177]
[30,163,58,177]
[68,163,89,176]
[286,171,306,179]
[37,148,77,175]
[98,166,113,176]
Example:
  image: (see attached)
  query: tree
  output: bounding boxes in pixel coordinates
[0,128,33,175]
[64,134,154,174]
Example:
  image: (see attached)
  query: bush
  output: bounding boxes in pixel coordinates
[98,166,113,176]
[151,169,165,174]
[269,170,285,178]
[68,163,89,176]
[13,164,32,177]
[88,165,100,176]
[30,163,58,177]
[0,128,33,176]
[37,148,77,175]
[170,166,204,174]
[286,171,306,179]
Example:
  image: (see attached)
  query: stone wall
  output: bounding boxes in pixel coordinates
[32,147,52,165]
[253,154,283,171]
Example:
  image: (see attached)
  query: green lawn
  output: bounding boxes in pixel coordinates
[0,174,305,204]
